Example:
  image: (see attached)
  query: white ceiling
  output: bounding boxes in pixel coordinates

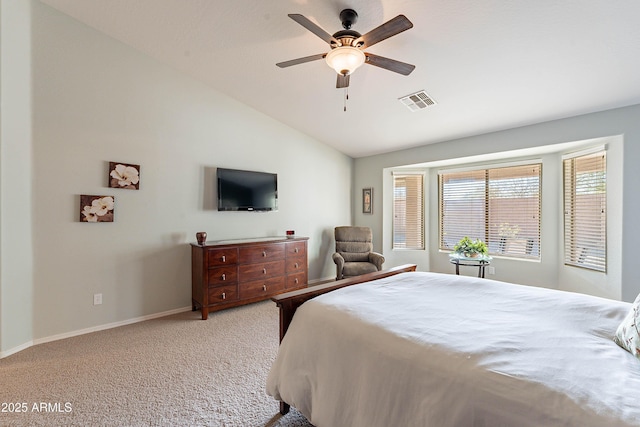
[40,0,640,158]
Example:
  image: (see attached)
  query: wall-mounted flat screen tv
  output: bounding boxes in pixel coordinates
[217,168,278,211]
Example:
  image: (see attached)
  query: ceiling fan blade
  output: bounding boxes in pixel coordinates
[276,53,326,68]
[365,52,415,76]
[336,73,350,88]
[288,14,339,45]
[357,15,413,49]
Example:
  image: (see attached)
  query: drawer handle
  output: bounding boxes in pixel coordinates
[262,284,267,291]
[262,268,267,274]
[294,263,299,269]
[221,255,226,262]
[262,251,267,257]
[294,248,299,253]
[221,292,226,300]
[221,273,226,281]
[294,278,299,284]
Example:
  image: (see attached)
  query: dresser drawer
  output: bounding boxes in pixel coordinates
[207,266,238,286]
[207,284,238,304]
[239,243,285,264]
[286,271,306,289]
[239,277,285,300]
[207,248,238,267]
[286,241,307,257]
[286,256,306,274]
[239,260,285,282]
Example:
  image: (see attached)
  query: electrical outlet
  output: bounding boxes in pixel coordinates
[93,293,103,305]
[487,266,496,275]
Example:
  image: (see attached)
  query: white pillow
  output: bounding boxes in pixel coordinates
[614,293,640,358]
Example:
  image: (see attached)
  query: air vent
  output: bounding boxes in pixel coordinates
[399,90,436,112]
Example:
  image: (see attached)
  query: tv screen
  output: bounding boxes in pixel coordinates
[217,168,278,211]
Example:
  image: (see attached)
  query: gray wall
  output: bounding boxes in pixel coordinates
[3,0,639,357]
[1,1,351,355]
[0,0,35,355]
[355,104,640,302]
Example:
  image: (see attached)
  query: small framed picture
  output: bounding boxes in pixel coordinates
[362,188,373,214]
[109,162,140,190]
[80,195,114,222]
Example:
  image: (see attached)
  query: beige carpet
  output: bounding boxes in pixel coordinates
[0,301,314,427]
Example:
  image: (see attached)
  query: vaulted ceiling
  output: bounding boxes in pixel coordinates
[40,0,640,158]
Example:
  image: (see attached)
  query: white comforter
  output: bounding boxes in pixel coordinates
[266,271,640,427]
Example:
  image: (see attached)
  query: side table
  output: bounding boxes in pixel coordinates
[449,253,492,278]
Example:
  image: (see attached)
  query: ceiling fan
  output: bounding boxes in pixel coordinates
[276,9,415,89]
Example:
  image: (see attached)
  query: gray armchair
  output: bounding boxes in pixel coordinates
[332,226,385,280]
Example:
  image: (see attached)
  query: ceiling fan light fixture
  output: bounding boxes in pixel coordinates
[325,46,366,75]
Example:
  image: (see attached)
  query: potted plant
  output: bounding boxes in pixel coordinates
[453,236,488,258]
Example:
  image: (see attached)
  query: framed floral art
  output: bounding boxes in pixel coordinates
[362,188,373,214]
[80,195,114,223]
[109,162,140,190]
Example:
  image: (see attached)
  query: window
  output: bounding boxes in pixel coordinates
[393,173,424,249]
[563,148,606,272]
[439,163,541,259]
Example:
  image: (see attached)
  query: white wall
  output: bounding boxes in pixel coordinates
[0,0,35,355]
[13,1,352,345]
[355,105,640,302]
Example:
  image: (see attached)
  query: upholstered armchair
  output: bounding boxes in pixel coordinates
[332,226,385,280]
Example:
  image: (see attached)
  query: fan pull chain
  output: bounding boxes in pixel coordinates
[343,87,349,112]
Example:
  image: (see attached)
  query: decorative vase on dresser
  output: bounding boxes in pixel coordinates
[191,236,308,319]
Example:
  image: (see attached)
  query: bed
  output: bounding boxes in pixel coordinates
[266,266,640,427]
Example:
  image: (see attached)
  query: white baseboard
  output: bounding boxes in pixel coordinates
[2,279,336,359]
[0,340,34,359]
[308,276,336,286]
[1,306,192,359]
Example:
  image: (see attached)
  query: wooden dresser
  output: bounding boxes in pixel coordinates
[191,236,308,319]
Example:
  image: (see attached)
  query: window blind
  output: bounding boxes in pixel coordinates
[439,163,541,259]
[393,173,424,249]
[563,150,606,272]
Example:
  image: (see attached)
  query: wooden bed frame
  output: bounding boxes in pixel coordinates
[271,263,418,415]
